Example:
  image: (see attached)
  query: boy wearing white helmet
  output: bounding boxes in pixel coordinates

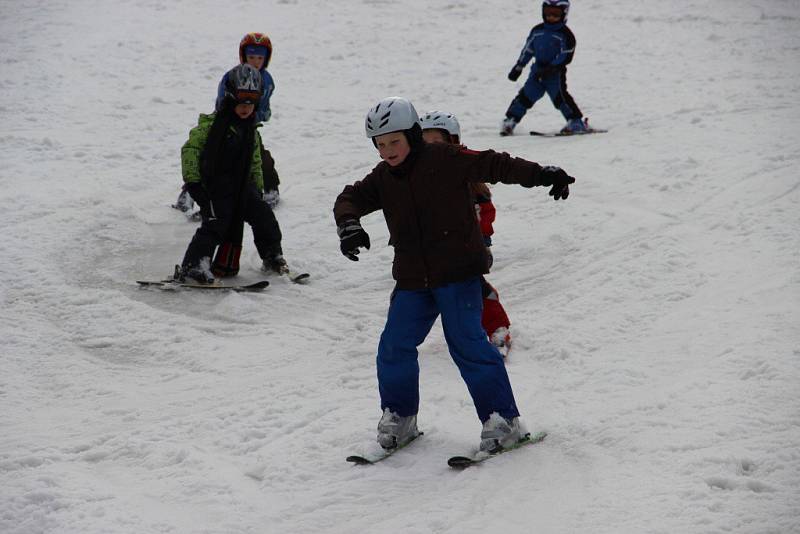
[333,96,575,453]
[501,0,585,135]
[420,111,513,357]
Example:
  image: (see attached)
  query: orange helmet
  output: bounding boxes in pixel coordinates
[239,32,273,68]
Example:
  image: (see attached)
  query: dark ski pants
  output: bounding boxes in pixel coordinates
[376,277,520,423]
[182,187,282,269]
[506,70,582,122]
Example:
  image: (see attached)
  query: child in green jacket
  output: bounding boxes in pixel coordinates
[178,64,288,284]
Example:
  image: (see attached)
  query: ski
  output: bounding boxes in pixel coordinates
[285,270,310,284]
[136,279,269,292]
[529,128,607,137]
[346,432,423,465]
[447,430,547,469]
[263,265,310,284]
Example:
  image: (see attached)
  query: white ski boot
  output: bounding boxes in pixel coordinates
[500,117,518,136]
[377,409,419,450]
[179,257,215,285]
[262,254,289,275]
[479,413,522,453]
[560,117,588,134]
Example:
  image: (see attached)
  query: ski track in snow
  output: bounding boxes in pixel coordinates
[1,1,799,533]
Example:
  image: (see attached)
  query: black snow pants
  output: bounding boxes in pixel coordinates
[182,183,282,269]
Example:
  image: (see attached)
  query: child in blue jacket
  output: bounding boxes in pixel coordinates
[501,0,585,136]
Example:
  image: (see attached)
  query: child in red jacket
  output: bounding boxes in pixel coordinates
[420,111,512,356]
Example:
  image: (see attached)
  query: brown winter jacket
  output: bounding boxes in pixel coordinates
[333,142,546,290]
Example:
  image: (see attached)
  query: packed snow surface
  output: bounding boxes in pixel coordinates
[1,1,798,533]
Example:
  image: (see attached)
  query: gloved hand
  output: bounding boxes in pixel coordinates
[262,189,280,209]
[337,219,370,261]
[185,182,210,212]
[507,65,523,82]
[538,166,575,200]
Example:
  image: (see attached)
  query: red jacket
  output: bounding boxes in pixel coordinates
[474,194,496,239]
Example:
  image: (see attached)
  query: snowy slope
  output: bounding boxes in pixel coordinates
[1,1,799,533]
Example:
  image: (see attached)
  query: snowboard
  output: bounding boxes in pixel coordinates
[346,432,423,465]
[447,430,547,469]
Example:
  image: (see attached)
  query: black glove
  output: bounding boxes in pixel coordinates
[538,166,575,200]
[337,219,370,261]
[507,65,523,82]
[185,182,210,211]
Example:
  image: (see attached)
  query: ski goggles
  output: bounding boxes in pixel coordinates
[235,90,261,104]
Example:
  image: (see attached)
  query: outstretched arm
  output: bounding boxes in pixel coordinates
[456,147,575,200]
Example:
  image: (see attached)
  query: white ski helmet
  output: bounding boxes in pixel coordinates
[420,110,461,143]
[542,0,569,23]
[365,97,420,138]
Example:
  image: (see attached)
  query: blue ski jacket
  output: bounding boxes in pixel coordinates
[514,21,576,76]
[215,68,275,123]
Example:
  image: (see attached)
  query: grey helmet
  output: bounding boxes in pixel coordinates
[365,97,420,138]
[224,63,263,104]
[420,110,461,143]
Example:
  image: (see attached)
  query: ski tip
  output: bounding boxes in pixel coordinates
[237,280,270,290]
[447,456,475,469]
[290,273,310,284]
[527,430,548,443]
[346,455,373,465]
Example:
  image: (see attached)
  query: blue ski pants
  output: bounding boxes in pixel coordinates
[376,277,520,423]
[506,70,582,122]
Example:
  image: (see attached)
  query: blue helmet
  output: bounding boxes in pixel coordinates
[542,0,569,23]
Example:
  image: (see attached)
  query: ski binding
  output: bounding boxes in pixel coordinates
[346,432,423,465]
[447,430,547,469]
